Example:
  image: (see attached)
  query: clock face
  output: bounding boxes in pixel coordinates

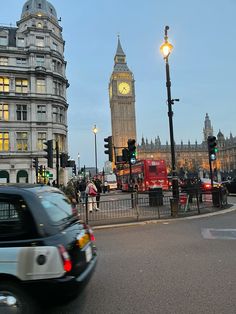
[118,82,131,95]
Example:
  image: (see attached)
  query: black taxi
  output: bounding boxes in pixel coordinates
[0,184,97,313]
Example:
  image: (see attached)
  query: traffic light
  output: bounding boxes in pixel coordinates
[39,165,43,176]
[33,157,39,183]
[104,136,113,162]
[44,139,53,168]
[33,157,39,170]
[122,148,129,162]
[72,164,77,175]
[60,153,69,168]
[127,139,136,164]
[207,135,217,161]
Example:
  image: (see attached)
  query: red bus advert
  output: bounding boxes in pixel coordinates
[116,159,168,192]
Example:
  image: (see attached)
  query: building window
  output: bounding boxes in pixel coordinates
[16,58,27,65]
[53,81,63,96]
[52,60,57,71]
[36,55,44,66]
[17,38,25,48]
[0,77,9,92]
[36,79,46,93]
[0,104,9,121]
[37,132,46,150]
[16,105,27,121]
[37,105,46,121]
[0,36,7,46]
[0,57,8,66]
[53,106,64,123]
[0,132,9,151]
[15,79,28,93]
[37,22,43,28]
[16,132,28,151]
[36,36,44,47]
[52,42,58,51]
[54,134,65,152]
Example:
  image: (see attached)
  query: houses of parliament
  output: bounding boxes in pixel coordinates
[137,113,236,177]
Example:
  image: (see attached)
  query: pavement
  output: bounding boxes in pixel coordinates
[92,204,236,230]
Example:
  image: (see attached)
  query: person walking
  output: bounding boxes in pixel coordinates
[94,178,102,209]
[85,180,98,212]
[78,179,86,204]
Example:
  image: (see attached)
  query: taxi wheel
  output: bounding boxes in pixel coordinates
[0,281,38,314]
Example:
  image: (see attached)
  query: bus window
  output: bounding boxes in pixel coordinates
[149,165,157,174]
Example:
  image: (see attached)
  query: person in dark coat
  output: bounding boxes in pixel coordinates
[94,178,102,209]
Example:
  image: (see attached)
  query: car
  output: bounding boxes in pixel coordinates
[199,178,221,192]
[223,177,236,194]
[180,178,221,194]
[0,184,97,314]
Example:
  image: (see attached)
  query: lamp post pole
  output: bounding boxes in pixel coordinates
[93,125,98,175]
[77,153,80,173]
[160,26,179,200]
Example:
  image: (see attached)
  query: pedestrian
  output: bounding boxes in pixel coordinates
[78,179,86,204]
[85,180,98,212]
[103,180,108,193]
[94,178,102,209]
[65,180,77,204]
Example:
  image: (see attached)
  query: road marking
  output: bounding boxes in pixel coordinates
[201,228,236,240]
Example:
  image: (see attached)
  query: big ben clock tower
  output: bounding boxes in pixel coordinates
[109,36,137,162]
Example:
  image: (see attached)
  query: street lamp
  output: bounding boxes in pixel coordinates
[77,152,80,173]
[93,125,98,175]
[160,26,179,200]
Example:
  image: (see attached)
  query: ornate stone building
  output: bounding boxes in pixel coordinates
[138,113,236,176]
[0,0,69,183]
[109,37,136,162]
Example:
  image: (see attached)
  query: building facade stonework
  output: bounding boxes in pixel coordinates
[138,113,236,177]
[0,0,69,183]
[109,37,136,162]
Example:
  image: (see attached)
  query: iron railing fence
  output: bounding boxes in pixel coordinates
[78,188,228,226]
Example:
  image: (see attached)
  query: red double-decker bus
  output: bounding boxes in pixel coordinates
[116,159,168,192]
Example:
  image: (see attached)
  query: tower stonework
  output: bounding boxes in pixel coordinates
[109,37,136,161]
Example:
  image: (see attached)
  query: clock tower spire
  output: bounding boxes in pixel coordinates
[109,36,137,164]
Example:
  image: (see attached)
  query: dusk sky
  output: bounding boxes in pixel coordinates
[1,0,236,170]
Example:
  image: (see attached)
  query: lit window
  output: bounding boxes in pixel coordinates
[15,79,28,93]
[36,36,44,47]
[37,132,46,150]
[0,104,9,121]
[16,105,27,121]
[0,57,8,65]
[37,22,42,28]
[55,134,65,152]
[0,36,7,46]
[36,79,45,93]
[0,132,9,151]
[0,77,9,92]
[16,132,28,151]
[37,105,46,121]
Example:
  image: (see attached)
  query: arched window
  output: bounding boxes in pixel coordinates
[17,170,28,183]
[0,170,9,183]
